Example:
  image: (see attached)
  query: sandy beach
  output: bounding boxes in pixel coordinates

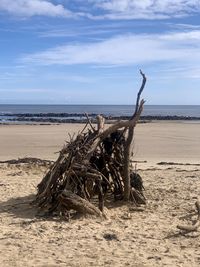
[0,121,200,266]
[0,121,200,163]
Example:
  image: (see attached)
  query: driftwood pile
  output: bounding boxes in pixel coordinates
[35,71,146,217]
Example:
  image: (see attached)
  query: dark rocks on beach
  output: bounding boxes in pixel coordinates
[1,112,200,123]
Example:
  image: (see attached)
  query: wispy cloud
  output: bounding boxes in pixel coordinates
[21,30,200,69]
[170,23,200,30]
[0,88,47,93]
[0,0,199,19]
[87,0,200,20]
[39,28,119,38]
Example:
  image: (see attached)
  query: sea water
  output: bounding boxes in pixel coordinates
[0,105,200,122]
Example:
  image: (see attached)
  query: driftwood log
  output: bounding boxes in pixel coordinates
[59,190,103,217]
[34,71,147,217]
[177,201,200,232]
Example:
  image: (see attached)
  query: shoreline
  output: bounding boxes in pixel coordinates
[1,119,200,127]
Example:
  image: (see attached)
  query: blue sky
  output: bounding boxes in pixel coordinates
[0,0,200,104]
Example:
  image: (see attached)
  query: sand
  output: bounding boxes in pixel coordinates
[0,121,200,163]
[0,121,200,266]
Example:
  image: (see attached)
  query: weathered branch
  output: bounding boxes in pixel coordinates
[132,70,147,118]
[96,115,105,133]
[177,201,200,232]
[85,99,145,164]
[123,71,147,200]
[84,113,96,132]
[59,190,103,217]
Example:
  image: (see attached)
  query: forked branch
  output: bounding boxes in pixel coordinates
[124,70,146,200]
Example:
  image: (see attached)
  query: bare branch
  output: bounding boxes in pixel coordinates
[177,201,200,232]
[124,71,146,200]
[132,70,147,118]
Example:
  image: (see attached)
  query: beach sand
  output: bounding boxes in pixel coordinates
[0,121,200,163]
[0,121,200,266]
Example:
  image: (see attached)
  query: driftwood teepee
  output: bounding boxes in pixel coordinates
[35,71,147,217]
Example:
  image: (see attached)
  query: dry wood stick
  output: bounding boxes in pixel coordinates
[96,115,105,133]
[83,113,96,133]
[177,201,200,232]
[123,70,146,200]
[84,100,145,165]
[132,70,147,118]
[59,190,103,217]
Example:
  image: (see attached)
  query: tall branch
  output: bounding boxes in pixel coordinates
[132,70,146,118]
[123,70,146,200]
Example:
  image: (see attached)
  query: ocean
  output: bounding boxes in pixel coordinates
[0,105,200,123]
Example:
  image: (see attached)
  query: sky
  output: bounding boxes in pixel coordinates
[0,0,200,105]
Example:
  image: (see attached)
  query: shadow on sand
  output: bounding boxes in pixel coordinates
[0,194,38,220]
[0,192,134,223]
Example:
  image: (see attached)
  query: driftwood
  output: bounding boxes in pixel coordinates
[0,157,52,165]
[34,71,147,217]
[123,70,146,200]
[177,201,200,232]
[59,190,103,217]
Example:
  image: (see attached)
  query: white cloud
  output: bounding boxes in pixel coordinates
[161,30,200,41]
[0,0,199,19]
[89,0,200,19]
[0,0,72,17]
[168,23,200,30]
[22,30,200,67]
